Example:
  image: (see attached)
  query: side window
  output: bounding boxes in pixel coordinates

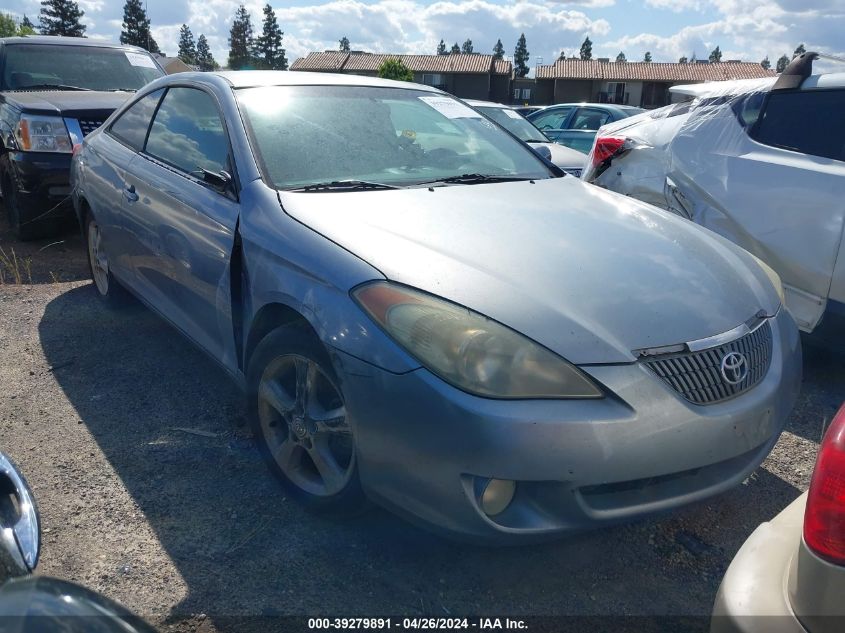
[531,107,571,130]
[752,89,845,162]
[571,108,611,130]
[145,87,229,176]
[108,88,164,151]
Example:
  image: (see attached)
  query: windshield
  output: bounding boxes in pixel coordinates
[1,44,163,91]
[475,106,549,143]
[236,85,552,189]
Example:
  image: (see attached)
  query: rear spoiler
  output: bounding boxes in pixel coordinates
[773,51,819,91]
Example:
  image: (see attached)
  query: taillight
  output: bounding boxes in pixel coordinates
[588,136,626,171]
[804,402,845,564]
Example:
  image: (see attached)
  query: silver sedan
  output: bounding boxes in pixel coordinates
[71,71,801,542]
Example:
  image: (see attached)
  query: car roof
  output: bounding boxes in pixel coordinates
[0,35,149,53]
[211,70,442,92]
[536,103,641,112]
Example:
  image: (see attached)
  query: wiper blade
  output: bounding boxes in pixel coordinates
[12,84,92,91]
[419,173,534,186]
[290,180,399,192]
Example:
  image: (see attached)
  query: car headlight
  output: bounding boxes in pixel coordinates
[353,282,602,399]
[750,254,785,306]
[14,114,72,153]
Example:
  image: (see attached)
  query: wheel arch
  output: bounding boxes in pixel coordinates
[244,301,322,371]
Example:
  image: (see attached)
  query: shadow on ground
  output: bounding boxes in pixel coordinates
[0,214,87,284]
[38,284,827,632]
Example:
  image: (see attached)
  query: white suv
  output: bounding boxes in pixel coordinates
[583,52,845,335]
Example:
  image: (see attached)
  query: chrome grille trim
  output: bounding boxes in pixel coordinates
[643,321,773,405]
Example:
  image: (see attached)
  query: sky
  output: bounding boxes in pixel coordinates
[3,0,844,71]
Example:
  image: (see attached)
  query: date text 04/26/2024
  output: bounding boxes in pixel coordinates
[308,618,528,630]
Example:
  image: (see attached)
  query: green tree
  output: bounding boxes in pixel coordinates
[20,15,35,34]
[195,34,217,71]
[461,38,473,54]
[492,38,504,60]
[377,58,413,82]
[120,0,159,53]
[761,56,771,70]
[450,42,460,54]
[708,45,722,62]
[339,36,350,52]
[0,14,16,37]
[776,54,790,72]
[39,0,86,37]
[177,24,197,65]
[228,5,255,70]
[514,33,529,77]
[436,39,446,55]
[256,4,287,69]
[643,51,652,62]
[793,43,805,58]
[558,50,566,60]
[615,51,626,63]
[579,36,592,60]
[678,55,688,63]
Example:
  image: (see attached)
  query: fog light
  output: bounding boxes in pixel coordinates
[481,479,516,516]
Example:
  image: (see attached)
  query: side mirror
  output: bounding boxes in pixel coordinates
[201,169,233,193]
[0,453,40,579]
[531,144,553,162]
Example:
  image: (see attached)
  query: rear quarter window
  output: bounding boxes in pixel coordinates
[108,89,164,151]
[751,89,845,161]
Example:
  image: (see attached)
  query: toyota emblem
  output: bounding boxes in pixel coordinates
[720,351,748,385]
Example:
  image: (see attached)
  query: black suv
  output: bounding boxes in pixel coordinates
[0,36,164,240]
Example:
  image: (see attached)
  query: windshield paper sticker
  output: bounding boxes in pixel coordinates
[419,96,482,119]
[503,109,522,119]
[125,52,158,68]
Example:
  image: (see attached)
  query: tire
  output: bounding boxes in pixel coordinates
[84,212,130,306]
[247,326,366,515]
[2,171,60,241]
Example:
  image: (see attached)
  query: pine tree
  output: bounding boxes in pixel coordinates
[0,14,15,38]
[579,36,592,60]
[177,24,197,65]
[436,39,446,55]
[616,51,626,63]
[120,0,159,53]
[228,5,255,70]
[708,46,722,62]
[255,4,287,69]
[643,51,652,62]
[793,43,805,58]
[492,39,504,60]
[450,42,460,54]
[513,33,529,78]
[20,15,36,34]
[761,56,771,70]
[678,56,688,63]
[39,0,86,37]
[195,35,217,71]
[339,36,350,52]
[776,54,790,73]
[461,38,473,54]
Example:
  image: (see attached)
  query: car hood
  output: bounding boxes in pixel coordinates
[2,90,133,117]
[279,178,779,364]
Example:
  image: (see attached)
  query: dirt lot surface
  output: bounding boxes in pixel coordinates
[0,224,843,633]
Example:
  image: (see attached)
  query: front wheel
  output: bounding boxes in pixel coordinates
[247,328,366,515]
[84,214,129,306]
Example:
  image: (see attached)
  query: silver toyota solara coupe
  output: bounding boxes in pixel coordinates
[70,71,802,542]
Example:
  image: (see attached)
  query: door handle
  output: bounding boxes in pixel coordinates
[123,184,139,202]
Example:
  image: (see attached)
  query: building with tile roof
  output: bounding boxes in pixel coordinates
[532,58,775,108]
[291,51,513,102]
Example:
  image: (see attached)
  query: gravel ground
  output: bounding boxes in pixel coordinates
[0,226,843,633]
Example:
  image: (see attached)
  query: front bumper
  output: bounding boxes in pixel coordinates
[3,150,74,222]
[334,309,802,542]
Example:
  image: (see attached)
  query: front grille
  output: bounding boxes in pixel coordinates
[643,322,773,405]
[78,119,104,137]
